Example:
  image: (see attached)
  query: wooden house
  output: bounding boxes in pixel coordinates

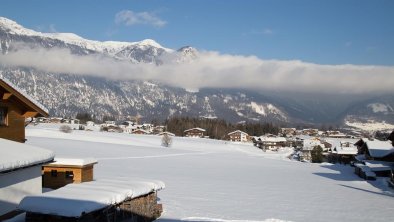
[299,138,325,161]
[0,138,54,220]
[184,128,206,138]
[328,141,358,164]
[281,128,296,136]
[0,77,49,142]
[227,130,249,142]
[358,140,394,162]
[257,136,287,151]
[42,158,98,189]
[301,128,319,136]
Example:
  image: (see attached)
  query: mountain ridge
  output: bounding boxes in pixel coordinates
[1,17,393,126]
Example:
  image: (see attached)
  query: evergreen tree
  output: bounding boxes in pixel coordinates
[311,145,324,163]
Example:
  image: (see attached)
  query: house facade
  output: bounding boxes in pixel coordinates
[227,130,249,142]
[258,136,287,151]
[0,138,54,220]
[0,77,48,142]
[184,128,206,138]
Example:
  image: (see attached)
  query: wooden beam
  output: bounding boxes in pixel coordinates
[23,111,38,118]
[2,92,12,100]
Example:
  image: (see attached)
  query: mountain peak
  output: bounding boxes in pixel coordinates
[137,39,163,48]
[0,17,39,36]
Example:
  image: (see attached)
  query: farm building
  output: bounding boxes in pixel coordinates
[0,138,54,220]
[184,128,206,138]
[227,130,249,142]
[0,77,48,142]
[42,158,98,189]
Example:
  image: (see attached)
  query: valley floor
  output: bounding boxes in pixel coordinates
[14,124,394,221]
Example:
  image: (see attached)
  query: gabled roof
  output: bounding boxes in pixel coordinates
[227,130,248,136]
[365,140,394,158]
[0,138,55,173]
[133,129,149,134]
[332,145,358,155]
[184,127,206,133]
[0,76,49,117]
[159,132,175,136]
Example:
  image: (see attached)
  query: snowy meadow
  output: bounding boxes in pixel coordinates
[23,124,394,222]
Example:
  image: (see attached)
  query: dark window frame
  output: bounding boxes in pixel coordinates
[51,170,58,177]
[65,171,74,179]
[0,106,7,126]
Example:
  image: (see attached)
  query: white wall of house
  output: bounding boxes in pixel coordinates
[240,133,248,142]
[0,166,42,216]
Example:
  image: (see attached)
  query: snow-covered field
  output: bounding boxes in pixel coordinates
[345,120,394,132]
[19,124,394,221]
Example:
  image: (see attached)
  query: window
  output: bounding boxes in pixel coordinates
[51,170,58,177]
[65,171,74,179]
[0,107,7,126]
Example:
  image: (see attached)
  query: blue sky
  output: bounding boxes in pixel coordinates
[1,0,393,65]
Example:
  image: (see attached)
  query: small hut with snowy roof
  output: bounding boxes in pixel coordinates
[42,158,98,189]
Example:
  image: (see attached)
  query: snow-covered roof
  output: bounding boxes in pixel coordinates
[227,130,248,136]
[332,145,358,155]
[133,129,150,134]
[302,138,324,150]
[159,132,175,136]
[19,178,165,217]
[46,158,97,167]
[0,76,49,115]
[365,140,394,158]
[363,160,394,172]
[259,136,287,142]
[184,128,206,132]
[0,138,54,173]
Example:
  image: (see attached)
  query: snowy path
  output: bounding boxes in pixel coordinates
[24,125,394,222]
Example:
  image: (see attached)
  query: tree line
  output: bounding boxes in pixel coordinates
[164,117,280,139]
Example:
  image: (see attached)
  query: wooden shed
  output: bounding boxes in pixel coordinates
[19,178,165,222]
[0,77,48,143]
[42,158,98,189]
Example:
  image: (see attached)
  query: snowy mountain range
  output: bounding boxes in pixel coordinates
[1,17,393,125]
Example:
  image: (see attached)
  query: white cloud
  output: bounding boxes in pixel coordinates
[0,44,393,94]
[115,10,166,27]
